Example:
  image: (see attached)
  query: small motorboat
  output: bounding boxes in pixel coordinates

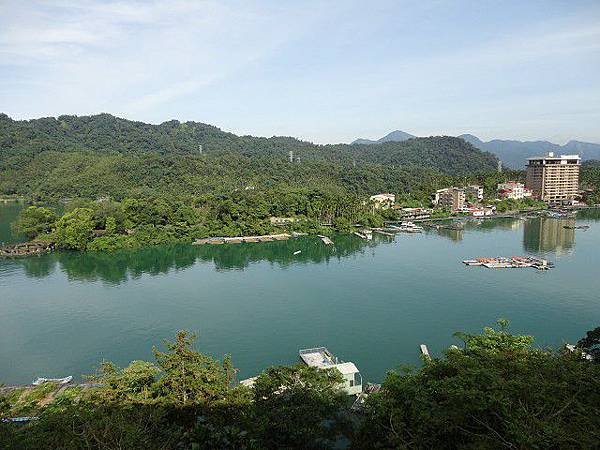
[32,376,73,385]
[293,250,301,255]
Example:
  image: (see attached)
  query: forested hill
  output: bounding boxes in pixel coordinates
[0,113,497,173]
[0,113,500,202]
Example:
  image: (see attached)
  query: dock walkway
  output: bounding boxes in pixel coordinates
[193,233,292,245]
[318,235,334,245]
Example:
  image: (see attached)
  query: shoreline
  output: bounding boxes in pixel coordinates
[2,205,596,257]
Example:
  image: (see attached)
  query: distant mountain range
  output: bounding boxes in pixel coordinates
[352,130,415,145]
[353,130,600,169]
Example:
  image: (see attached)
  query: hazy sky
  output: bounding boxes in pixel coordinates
[1,0,599,144]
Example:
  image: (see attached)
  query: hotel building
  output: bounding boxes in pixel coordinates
[525,153,580,204]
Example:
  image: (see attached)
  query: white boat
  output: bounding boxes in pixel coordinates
[32,376,73,385]
[400,221,424,231]
[293,250,301,255]
[1,416,39,423]
[299,347,363,395]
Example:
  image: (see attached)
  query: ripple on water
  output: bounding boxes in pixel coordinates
[0,261,21,284]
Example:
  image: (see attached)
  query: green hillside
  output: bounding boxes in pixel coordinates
[0,113,498,201]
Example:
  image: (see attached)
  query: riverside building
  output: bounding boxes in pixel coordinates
[525,153,580,204]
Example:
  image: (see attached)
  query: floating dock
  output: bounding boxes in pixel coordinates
[371,228,395,237]
[193,233,292,245]
[463,256,553,270]
[318,235,334,245]
[354,229,373,240]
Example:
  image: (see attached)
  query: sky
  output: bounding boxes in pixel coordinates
[1,0,600,144]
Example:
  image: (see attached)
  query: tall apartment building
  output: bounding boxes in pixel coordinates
[433,187,465,211]
[525,153,580,204]
[465,185,484,201]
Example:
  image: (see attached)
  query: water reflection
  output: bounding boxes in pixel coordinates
[429,217,525,242]
[0,202,26,245]
[523,218,576,256]
[4,210,600,284]
[10,235,385,285]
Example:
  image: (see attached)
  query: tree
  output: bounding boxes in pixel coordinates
[252,364,347,449]
[152,330,234,406]
[52,207,95,250]
[11,206,57,239]
[354,321,600,449]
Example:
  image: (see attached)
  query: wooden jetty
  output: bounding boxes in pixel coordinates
[0,241,54,258]
[354,229,373,240]
[318,235,334,245]
[371,228,395,237]
[193,233,292,245]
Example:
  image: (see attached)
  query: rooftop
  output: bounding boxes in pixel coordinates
[527,152,580,160]
[299,347,337,368]
[333,362,359,375]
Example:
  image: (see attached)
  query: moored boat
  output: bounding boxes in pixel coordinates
[32,376,73,386]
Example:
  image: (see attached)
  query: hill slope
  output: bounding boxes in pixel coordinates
[0,114,498,200]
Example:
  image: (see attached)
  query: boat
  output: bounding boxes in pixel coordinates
[293,250,301,255]
[299,347,363,395]
[32,376,73,385]
[563,225,589,230]
[1,416,39,423]
[389,222,423,233]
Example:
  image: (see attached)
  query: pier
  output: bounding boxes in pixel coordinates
[193,233,292,245]
[318,235,334,245]
[0,241,54,258]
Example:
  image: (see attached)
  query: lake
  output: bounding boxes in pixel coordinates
[1,204,599,385]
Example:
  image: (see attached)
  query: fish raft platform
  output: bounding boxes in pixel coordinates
[463,256,553,270]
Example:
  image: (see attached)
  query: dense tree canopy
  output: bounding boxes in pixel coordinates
[0,113,499,204]
[1,323,598,449]
[355,320,600,449]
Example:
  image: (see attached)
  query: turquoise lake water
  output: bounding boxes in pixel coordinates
[1,204,599,385]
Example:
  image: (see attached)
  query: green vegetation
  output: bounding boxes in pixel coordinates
[491,197,547,213]
[357,320,600,449]
[11,206,57,239]
[11,192,395,251]
[3,113,599,252]
[1,322,599,449]
[581,161,600,205]
[0,113,496,205]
